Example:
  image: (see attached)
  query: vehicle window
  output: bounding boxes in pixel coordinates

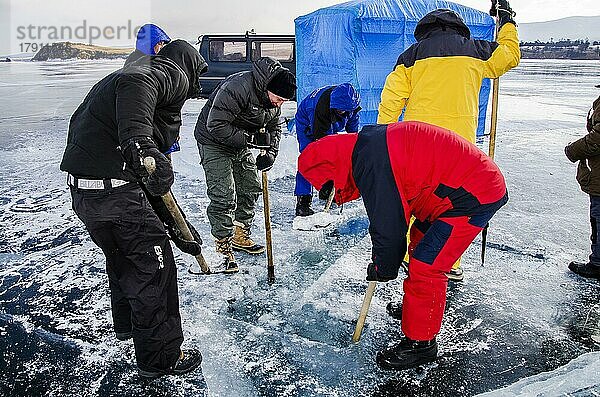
[209,40,247,62]
[251,42,294,62]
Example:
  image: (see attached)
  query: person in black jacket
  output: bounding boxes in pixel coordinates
[194,57,296,272]
[60,39,207,379]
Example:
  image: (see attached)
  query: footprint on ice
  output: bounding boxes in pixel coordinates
[9,190,63,213]
[292,212,337,231]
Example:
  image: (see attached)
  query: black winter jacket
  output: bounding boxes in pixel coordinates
[60,40,207,181]
[194,57,284,155]
[566,95,600,196]
[124,49,146,66]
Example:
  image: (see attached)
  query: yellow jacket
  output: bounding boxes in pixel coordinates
[377,11,520,143]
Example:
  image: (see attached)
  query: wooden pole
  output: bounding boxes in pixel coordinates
[144,157,211,274]
[352,281,377,343]
[482,14,501,265]
[323,188,335,212]
[489,6,501,160]
[261,162,275,284]
[489,76,500,160]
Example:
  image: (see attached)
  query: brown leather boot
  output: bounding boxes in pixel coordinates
[232,222,265,254]
[215,237,238,273]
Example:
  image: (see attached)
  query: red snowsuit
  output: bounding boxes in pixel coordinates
[298,121,507,340]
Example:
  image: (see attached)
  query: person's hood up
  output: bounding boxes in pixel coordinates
[298,133,361,205]
[159,39,208,99]
[330,83,360,112]
[414,9,471,41]
[252,57,287,107]
[136,24,171,55]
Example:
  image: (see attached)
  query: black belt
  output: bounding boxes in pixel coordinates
[67,174,134,190]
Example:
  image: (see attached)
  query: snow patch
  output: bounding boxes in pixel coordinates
[476,352,600,396]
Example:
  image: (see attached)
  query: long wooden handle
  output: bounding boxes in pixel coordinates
[324,188,335,212]
[144,157,211,274]
[352,281,377,343]
[262,169,275,283]
[488,15,501,160]
[483,17,502,265]
[489,76,500,160]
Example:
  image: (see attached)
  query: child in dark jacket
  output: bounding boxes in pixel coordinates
[565,94,600,279]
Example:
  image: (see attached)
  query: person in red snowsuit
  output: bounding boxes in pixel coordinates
[298,121,508,369]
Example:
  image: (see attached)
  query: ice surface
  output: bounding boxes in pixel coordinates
[0,59,599,396]
[293,212,336,231]
[291,207,364,231]
[476,352,600,396]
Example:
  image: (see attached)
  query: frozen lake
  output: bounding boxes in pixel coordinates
[0,59,598,396]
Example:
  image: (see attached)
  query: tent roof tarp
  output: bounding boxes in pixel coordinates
[294,0,496,135]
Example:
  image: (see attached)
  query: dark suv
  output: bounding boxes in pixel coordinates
[197,32,296,98]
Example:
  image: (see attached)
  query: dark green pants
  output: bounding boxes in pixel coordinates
[199,144,262,239]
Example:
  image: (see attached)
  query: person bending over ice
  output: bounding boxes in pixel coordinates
[294,83,361,216]
[194,57,296,273]
[298,121,508,370]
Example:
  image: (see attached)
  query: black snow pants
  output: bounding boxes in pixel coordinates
[70,183,183,373]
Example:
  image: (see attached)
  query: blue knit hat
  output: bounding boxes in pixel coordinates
[135,24,171,55]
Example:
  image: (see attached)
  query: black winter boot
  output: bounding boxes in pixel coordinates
[170,349,203,375]
[386,301,403,321]
[569,261,600,279]
[115,331,133,341]
[376,337,437,370]
[139,349,203,379]
[295,195,315,217]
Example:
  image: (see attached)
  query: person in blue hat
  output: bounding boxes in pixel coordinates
[125,23,171,65]
[294,83,361,216]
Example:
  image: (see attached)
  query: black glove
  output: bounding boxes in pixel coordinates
[319,180,334,201]
[366,263,397,282]
[247,131,271,149]
[313,130,327,141]
[490,0,516,26]
[256,151,276,172]
[122,137,174,196]
[587,108,594,133]
[168,221,203,256]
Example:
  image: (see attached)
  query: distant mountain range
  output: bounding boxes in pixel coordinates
[519,16,600,42]
[32,42,131,61]
[3,16,600,60]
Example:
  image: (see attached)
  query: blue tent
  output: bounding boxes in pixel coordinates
[294,0,496,136]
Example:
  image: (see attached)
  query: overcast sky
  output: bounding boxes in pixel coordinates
[1,0,600,54]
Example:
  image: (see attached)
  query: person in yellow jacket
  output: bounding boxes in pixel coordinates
[377,0,520,287]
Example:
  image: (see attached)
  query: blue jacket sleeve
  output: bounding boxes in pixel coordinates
[295,101,314,152]
[345,110,360,133]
